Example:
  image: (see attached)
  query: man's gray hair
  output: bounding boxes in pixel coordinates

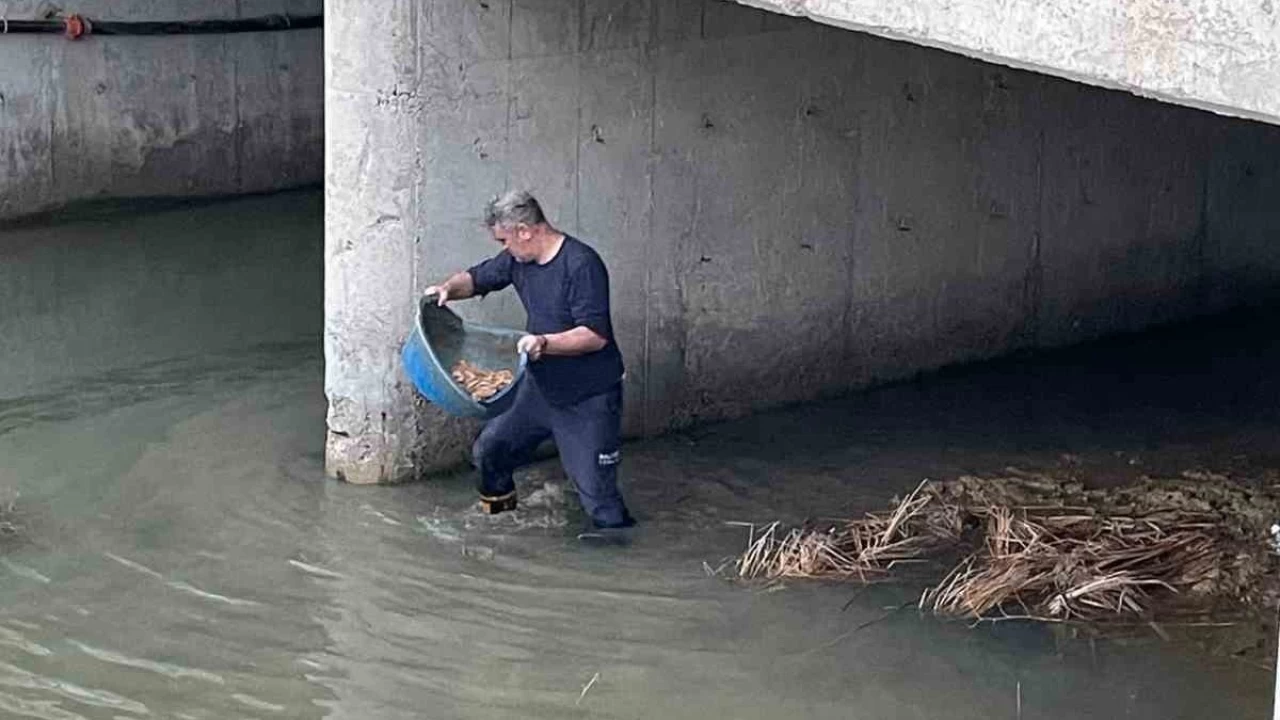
[483,190,547,228]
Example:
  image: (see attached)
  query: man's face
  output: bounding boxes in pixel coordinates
[492,223,537,263]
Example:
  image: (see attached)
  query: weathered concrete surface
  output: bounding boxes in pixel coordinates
[325,0,1280,483]
[734,0,1280,127]
[0,0,322,221]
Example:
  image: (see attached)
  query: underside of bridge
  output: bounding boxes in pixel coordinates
[323,0,1280,484]
[736,0,1280,126]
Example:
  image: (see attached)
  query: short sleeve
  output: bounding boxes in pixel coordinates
[467,251,515,296]
[567,254,613,341]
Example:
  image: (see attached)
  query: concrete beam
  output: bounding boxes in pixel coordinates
[732,0,1280,126]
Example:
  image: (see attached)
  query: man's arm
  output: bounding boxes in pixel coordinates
[518,327,606,360]
[425,270,476,306]
[428,251,516,305]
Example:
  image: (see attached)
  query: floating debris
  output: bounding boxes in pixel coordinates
[0,490,19,540]
[450,359,514,401]
[736,471,1280,624]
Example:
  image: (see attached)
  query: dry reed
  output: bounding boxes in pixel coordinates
[736,472,1280,623]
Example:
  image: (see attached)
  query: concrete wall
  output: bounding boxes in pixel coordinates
[735,0,1280,127]
[0,0,323,222]
[325,0,1280,484]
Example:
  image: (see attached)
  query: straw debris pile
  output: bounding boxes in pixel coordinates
[737,471,1280,622]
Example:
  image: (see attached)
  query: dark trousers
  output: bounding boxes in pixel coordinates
[472,377,633,528]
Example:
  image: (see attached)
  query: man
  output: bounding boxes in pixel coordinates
[425,190,636,532]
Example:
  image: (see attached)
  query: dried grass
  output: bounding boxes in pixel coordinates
[737,480,959,582]
[736,471,1280,623]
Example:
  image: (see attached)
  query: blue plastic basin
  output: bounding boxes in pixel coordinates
[401,297,527,419]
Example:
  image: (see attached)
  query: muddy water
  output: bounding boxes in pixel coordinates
[0,190,1274,718]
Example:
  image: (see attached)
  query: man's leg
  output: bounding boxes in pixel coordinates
[549,385,634,529]
[472,379,551,511]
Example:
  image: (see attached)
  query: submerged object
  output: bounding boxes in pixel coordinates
[401,295,526,418]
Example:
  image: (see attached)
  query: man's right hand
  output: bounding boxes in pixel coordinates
[424,285,450,306]
[425,271,476,306]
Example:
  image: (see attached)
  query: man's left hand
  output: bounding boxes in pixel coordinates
[517,334,548,361]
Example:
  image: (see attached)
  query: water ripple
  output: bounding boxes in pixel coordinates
[288,559,345,580]
[67,641,224,685]
[0,559,51,584]
[0,661,150,716]
[0,626,51,657]
[165,582,260,608]
[0,688,88,720]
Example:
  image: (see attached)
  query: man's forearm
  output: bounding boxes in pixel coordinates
[434,271,476,301]
[541,326,608,356]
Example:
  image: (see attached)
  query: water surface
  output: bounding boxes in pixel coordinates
[0,190,1272,719]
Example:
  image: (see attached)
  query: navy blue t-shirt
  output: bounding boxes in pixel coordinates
[467,236,624,407]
